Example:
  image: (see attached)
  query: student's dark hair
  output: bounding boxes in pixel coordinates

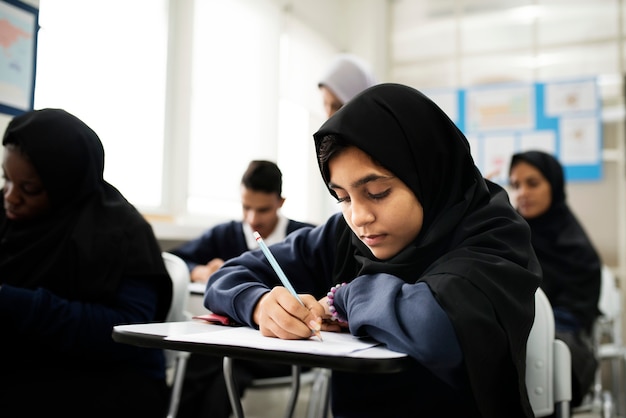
[241,160,283,196]
[317,134,384,186]
[317,134,349,185]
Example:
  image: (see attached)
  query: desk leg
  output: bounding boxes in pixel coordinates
[284,365,301,418]
[224,357,245,418]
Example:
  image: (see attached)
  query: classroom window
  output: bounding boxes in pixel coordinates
[34,0,168,210]
[186,0,336,225]
[186,0,281,219]
[32,0,337,227]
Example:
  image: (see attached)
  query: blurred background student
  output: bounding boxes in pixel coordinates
[318,53,378,118]
[172,160,314,418]
[0,108,172,417]
[171,160,314,283]
[315,54,379,218]
[508,150,601,407]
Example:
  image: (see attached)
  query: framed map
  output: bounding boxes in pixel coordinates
[0,0,38,115]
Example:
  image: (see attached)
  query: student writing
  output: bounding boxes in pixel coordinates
[206,83,542,417]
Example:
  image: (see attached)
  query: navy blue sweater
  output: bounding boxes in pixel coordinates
[206,213,471,417]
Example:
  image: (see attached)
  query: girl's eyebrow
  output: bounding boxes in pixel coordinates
[328,173,393,190]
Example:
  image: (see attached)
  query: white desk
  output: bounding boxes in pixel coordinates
[187,282,209,316]
[188,282,206,295]
[112,321,410,417]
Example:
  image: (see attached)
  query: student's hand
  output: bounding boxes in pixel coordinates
[206,258,224,275]
[190,258,224,283]
[253,287,324,340]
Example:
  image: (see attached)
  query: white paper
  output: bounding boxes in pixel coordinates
[465,85,535,132]
[545,80,597,116]
[559,116,600,164]
[166,327,381,356]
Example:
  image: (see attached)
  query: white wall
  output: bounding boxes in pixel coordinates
[270,0,390,78]
[7,0,623,283]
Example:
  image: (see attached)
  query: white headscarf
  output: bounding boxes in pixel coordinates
[318,54,377,105]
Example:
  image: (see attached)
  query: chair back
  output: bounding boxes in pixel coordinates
[162,252,191,323]
[598,265,621,345]
[526,288,556,416]
[162,252,192,418]
[526,288,572,417]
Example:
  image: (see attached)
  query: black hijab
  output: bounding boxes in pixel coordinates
[314,84,541,417]
[0,108,171,319]
[510,150,601,330]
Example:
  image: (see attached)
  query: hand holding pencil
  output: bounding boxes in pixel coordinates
[253,231,324,341]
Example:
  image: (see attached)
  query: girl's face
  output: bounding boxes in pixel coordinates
[319,85,343,118]
[328,146,424,260]
[2,145,51,221]
[509,161,552,219]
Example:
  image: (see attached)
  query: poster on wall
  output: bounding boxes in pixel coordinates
[424,77,602,183]
[0,0,38,115]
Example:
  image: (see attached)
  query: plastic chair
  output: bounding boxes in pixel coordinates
[162,252,192,418]
[526,288,572,418]
[583,265,624,417]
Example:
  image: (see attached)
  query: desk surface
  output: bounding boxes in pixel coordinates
[113,321,411,374]
[188,282,205,295]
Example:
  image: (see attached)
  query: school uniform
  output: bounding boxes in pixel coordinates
[171,218,314,274]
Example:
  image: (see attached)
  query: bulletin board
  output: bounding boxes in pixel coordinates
[0,0,38,116]
[424,77,602,183]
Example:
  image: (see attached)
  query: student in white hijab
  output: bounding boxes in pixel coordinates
[318,53,377,118]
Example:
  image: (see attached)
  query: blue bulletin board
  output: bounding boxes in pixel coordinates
[423,77,602,183]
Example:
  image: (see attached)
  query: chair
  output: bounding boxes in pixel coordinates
[162,252,192,418]
[585,265,625,417]
[526,288,572,417]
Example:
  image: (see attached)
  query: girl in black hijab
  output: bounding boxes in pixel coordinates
[0,108,172,417]
[206,83,541,417]
[509,150,601,406]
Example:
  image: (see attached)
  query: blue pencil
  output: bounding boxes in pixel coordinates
[253,231,322,341]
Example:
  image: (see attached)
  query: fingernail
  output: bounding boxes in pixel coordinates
[309,319,321,331]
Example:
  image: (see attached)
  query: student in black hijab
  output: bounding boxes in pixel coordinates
[0,108,172,417]
[509,150,601,406]
[205,83,541,417]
